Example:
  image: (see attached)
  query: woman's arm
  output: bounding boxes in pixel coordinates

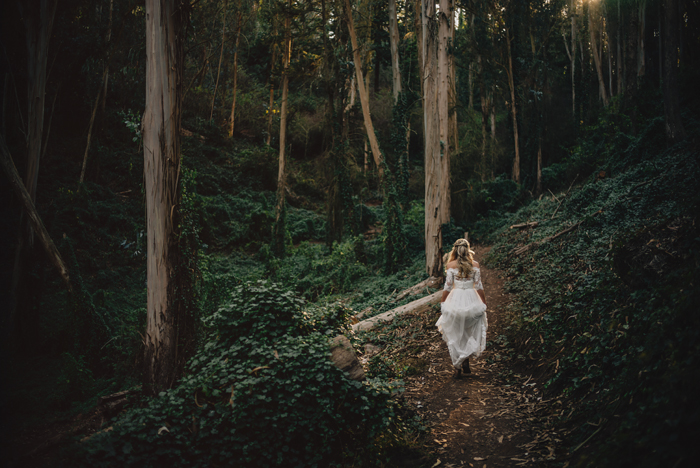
[474,266,486,305]
[441,290,450,302]
[441,268,455,302]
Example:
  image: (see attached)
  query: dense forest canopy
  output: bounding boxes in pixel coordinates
[1,0,699,466]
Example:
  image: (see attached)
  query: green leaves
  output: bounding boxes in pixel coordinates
[79,283,402,467]
[484,145,700,467]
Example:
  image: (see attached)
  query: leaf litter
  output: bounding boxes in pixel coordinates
[361,247,567,467]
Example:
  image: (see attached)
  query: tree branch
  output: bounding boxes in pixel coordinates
[0,136,72,292]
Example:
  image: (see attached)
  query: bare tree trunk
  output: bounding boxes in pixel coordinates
[617,0,623,95]
[20,0,57,205]
[437,0,451,225]
[275,0,292,224]
[468,61,474,110]
[506,27,520,184]
[100,0,113,116]
[265,24,278,146]
[228,28,240,135]
[536,139,542,196]
[415,0,423,99]
[489,84,495,180]
[210,0,227,121]
[658,8,662,88]
[10,0,58,335]
[2,74,7,137]
[479,57,488,181]
[320,0,336,148]
[422,0,442,277]
[345,75,356,112]
[570,0,576,119]
[662,0,686,143]
[229,3,251,138]
[80,69,108,185]
[468,15,475,111]
[605,1,613,97]
[143,0,192,394]
[364,139,368,174]
[345,0,383,176]
[589,3,609,106]
[449,6,458,155]
[637,1,646,78]
[389,0,402,103]
[1,136,71,292]
[480,104,487,180]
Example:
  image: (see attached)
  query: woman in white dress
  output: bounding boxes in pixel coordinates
[436,238,487,378]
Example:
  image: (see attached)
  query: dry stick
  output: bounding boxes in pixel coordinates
[1,136,72,292]
[510,221,539,230]
[571,419,607,453]
[79,69,107,185]
[548,189,560,203]
[40,82,60,162]
[209,0,227,121]
[551,173,578,219]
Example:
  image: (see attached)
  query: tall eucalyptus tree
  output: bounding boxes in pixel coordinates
[143,0,194,394]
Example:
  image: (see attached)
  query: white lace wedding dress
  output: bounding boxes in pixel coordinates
[436,267,488,368]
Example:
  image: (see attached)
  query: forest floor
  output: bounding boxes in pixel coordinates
[397,247,566,468]
[5,248,569,468]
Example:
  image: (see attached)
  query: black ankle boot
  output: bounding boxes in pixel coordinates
[462,360,471,374]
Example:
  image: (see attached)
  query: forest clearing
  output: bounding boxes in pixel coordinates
[1,0,699,466]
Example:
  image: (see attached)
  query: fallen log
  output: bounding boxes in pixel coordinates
[394,276,443,301]
[352,290,442,332]
[0,136,72,292]
[330,335,364,380]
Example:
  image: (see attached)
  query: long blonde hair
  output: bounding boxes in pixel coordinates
[447,238,475,279]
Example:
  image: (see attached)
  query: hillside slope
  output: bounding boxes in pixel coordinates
[485,145,700,467]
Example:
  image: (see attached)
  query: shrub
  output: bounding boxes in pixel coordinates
[484,147,700,467]
[79,281,403,467]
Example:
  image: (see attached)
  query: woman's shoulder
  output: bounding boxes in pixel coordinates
[445,261,460,270]
[473,261,480,268]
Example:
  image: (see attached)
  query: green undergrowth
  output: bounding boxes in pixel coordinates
[74,281,420,467]
[484,144,700,467]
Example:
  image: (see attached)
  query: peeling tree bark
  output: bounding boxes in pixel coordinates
[423,0,442,277]
[437,0,452,225]
[143,0,192,394]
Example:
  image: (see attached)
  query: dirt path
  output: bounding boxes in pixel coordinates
[401,247,560,468]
